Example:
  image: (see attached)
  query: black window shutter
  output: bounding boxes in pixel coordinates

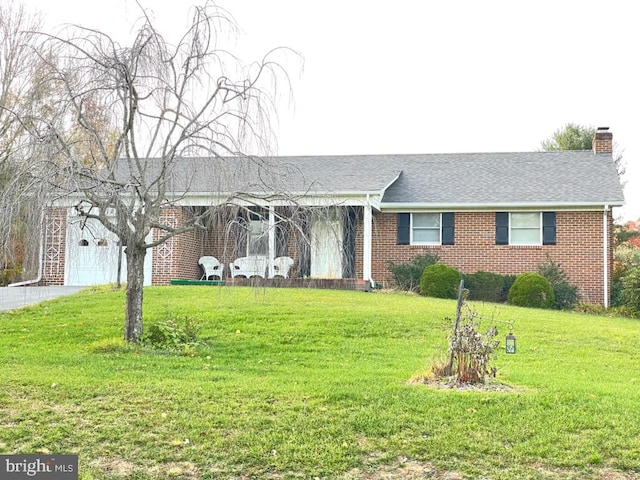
[442,212,455,245]
[397,213,410,245]
[496,212,509,245]
[542,212,556,245]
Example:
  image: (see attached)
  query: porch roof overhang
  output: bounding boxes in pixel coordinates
[175,190,388,210]
[48,190,394,210]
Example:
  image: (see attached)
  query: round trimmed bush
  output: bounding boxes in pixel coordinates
[508,272,555,309]
[420,263,462,299]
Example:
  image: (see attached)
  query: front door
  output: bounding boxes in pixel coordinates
[310,209,343,279]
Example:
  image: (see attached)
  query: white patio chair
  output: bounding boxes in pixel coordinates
[198,256,223,280]
[229,256,268,278]
[271,256,294,278]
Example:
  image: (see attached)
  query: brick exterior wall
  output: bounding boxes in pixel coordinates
[594,128,613,155]
[371,210,614,304]
[175,223,203,281]
[151,207,207,284]
[40,206,206,286]
[44,204,615,305]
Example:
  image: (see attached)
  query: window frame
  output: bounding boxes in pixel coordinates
[410,212,442,245]
[509,211,542,246]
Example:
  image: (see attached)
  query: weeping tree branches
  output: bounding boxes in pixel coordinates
[22,3,297,341]
[0,2,40,163]
[0,2,47,279]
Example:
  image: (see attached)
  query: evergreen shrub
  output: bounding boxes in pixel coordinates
[621,265,640,316]
[420,263,461,299]
[388,253,439,292]
[508,272,555,309]
[537,257,579,309]
[463,271,515,303]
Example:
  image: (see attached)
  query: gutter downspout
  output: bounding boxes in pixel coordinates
[603,205,610,308]
[8,211,45,288]
[363,194,374,288]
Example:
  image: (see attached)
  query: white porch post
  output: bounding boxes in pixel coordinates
[363,198,373,286]
[268,205,275,278]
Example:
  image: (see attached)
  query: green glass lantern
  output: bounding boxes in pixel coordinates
[505,332,517,354]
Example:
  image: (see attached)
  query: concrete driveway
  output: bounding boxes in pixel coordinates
[0,286,85,312]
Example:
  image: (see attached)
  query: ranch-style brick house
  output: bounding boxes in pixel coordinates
[38,127,624,305]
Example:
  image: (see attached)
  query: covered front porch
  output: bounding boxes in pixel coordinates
[164,201,378,288]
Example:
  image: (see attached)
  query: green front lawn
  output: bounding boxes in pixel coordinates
[1,286,639,479]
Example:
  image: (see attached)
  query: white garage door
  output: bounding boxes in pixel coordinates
[65,216,152,286]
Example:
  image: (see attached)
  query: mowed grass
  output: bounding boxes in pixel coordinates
[1,286,640,479]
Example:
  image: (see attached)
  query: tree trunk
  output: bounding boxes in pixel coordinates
[124,244,147,343]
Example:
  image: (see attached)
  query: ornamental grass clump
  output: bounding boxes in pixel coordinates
[428,281,501,385]
[450,321,499,384]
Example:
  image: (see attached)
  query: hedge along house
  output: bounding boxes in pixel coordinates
[37,127,623,305]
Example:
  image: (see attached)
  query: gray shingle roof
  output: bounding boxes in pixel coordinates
[379,150,624,207]
[115,156,401,196]
[114,150,624,208]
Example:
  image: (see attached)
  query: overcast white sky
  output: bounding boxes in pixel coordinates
[25,0,639,221]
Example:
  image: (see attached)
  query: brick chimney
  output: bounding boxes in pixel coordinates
[593,127,613,154]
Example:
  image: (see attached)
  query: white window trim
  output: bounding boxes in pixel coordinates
[509,212,542,246]
[410,212,442,246]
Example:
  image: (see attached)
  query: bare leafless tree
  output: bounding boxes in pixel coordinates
[0,1,45,282]
[28,3,296,341]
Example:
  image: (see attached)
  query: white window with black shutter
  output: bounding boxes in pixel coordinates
[495,212,556,246]
[397,213,455,245]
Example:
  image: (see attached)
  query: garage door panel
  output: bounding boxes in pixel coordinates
[65,216,152,286]
[66,218,122,285]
